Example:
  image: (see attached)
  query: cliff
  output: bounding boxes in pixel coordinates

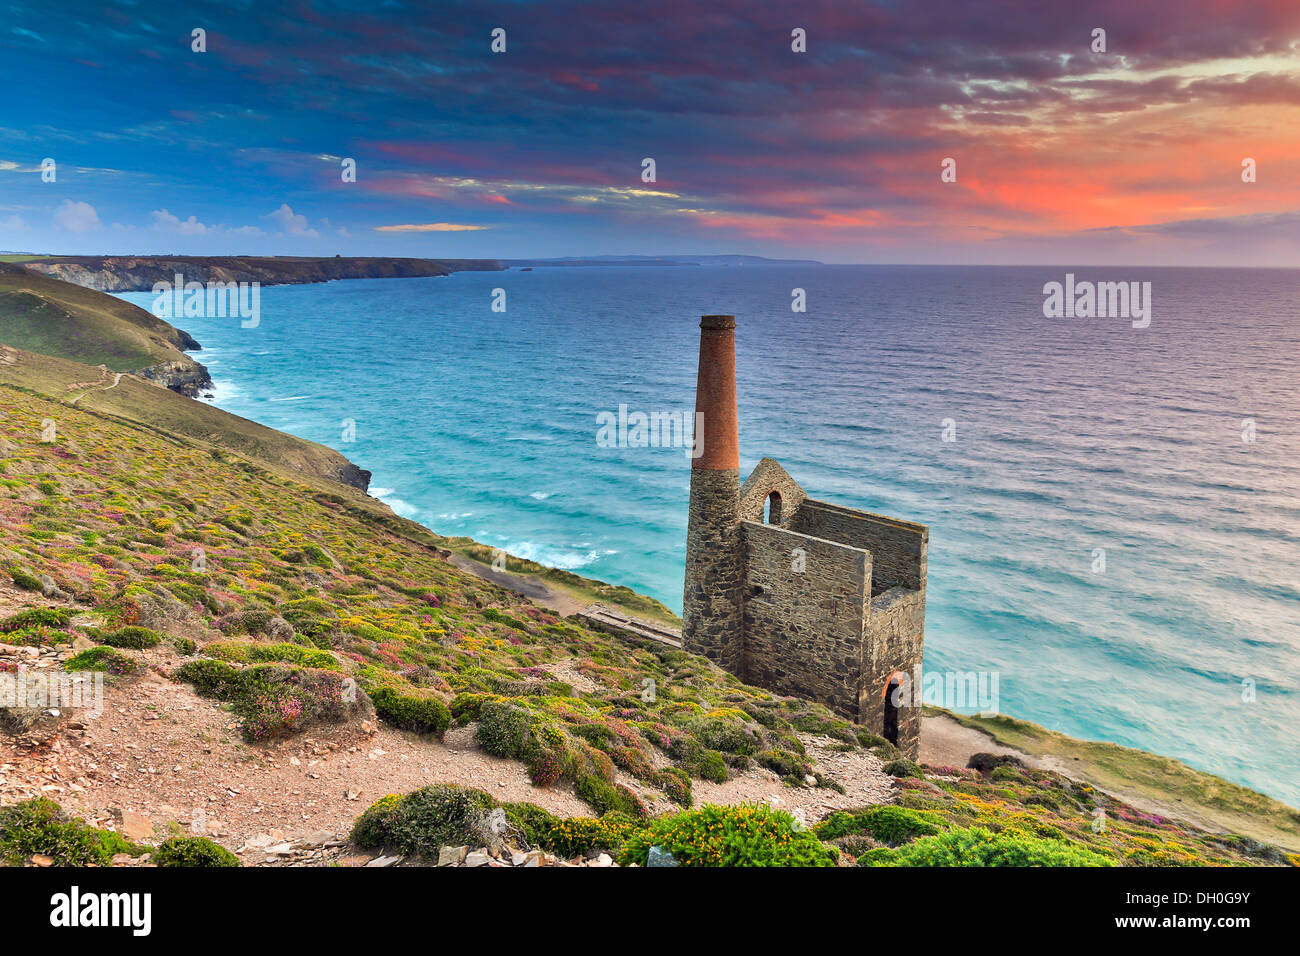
[18,255,503,292]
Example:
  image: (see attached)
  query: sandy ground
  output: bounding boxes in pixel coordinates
[0,658,901,853]
[919,713,1028,768]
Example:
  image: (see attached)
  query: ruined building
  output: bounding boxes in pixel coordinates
[681,315,929,757]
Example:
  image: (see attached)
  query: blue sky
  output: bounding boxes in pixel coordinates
[2,0,1299,264]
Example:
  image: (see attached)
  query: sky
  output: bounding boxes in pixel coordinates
[1,0,1299,265]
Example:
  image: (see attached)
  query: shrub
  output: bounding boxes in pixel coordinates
[178,661,368,741]
[9,569,43,592]
[351,785,498,857]
[815,806,942,845]
[620,803,838,867]
[475,700,539,760]
[350,794,405,848]
[207,641,338,670]
[501,802,562,848]
[695,749,729,783]
[97,625,163,649]
[0,607,72,632]
[758,748,810,780]
[64,646,138,677]
[690,714,758,756]
[177,658,240,696]
[862,826,1113,867]
[575,775,647,818]
[2,624,68,647]
[369,687,451,737]
[882,758,923,778]
[151,836,241,867]
[655,766,694,807]
[538,812,642,858]
[0,798,139,866]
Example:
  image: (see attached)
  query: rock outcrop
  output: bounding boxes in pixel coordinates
[135,359,214,398]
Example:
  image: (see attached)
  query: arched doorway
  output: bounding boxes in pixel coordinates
[883,675,902,746]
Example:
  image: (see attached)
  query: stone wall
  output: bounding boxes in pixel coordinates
[738,457,807,527]
[739,520,870,720]
[859,586,927,759]
[793,500,928,591]
[681,467,744,674]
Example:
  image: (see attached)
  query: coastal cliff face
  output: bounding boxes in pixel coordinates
[22,256,503,292]
[135,358,214,398]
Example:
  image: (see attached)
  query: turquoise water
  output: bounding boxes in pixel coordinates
[118,265,1300,805]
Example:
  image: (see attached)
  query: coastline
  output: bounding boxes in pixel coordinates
[5,262,1292,844]
[164,304,1300,846]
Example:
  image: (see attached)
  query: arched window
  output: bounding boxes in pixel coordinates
[763,490,782,524]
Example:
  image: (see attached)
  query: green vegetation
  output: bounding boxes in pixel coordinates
[151,836,242,868]
[0,798,140,866]
[95,625,162,649]
[64,646,139,676]
[351,785,499,856]
[933,707,1300,854]
[368,686,451,737]
[816,806,942,845]
[620,803,838,867]
[0,264,197,371]
[176,660,367,742]
[863,826,1113,867]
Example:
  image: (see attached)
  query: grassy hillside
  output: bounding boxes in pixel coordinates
[0,383,859,817]
[935,709,1300,853]
[0,383,1292,866]
[0,346,367,490]
[0,262,199,371]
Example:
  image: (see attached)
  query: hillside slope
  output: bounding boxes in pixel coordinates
[0,262,209,395]
[0,383,1293,867]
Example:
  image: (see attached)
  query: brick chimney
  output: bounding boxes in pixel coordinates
[681,315,743,673]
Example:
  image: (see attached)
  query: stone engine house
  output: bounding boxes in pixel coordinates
[681,315,929,757]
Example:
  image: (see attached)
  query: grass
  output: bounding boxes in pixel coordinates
[0,263,197,370]
[0,383,859,814]
[931,707,1300,853]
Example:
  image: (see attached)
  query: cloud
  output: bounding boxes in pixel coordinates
[264,203,319,238]
[1,214,26,230]
[151,208,208,235]
[149,208,264,237]
[373,222,488,232]
[52,199,101,233]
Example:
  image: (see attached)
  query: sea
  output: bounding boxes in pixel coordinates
[116,264,1300,806]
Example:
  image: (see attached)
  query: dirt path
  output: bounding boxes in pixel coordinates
[68,370,122,405]
[1,656,899,856]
